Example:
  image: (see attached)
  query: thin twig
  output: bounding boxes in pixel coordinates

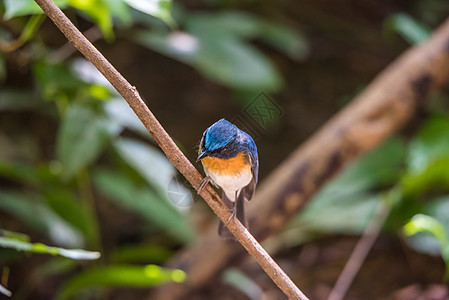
[33,0,309,299]
[327,200,391,300]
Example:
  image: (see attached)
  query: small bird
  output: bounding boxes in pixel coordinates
[197,119,259,239]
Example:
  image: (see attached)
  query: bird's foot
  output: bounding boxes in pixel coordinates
[197,176,211,195]
[226,207,237,224]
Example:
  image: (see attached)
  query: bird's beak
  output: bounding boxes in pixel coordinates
[197,150,208,162]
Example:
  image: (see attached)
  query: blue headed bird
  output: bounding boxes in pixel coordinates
[197,119,259,239]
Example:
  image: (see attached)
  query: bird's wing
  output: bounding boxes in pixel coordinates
[242,150,258,202]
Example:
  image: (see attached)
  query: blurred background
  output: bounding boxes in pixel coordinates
[1,0,449,299]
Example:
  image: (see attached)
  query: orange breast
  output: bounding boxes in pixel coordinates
[201,152,250,176]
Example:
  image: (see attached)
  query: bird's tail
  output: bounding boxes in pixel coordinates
[218,191,248,240]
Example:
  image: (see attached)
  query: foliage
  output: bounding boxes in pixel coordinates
[57,264,186,299]
[135,11,308,92]
[0,58,189,297]
[93,167,194,242]
[0,0,194,297]
[294,138,405,235]
[0,231,100,260]
[1,0,449,298]
[3,0,307,92]
[384,13,431,44]
[290,113,449,278]
[0,229,99,297]
[222,268,262,299]
[3,0,175,38]
[403,214,449,280]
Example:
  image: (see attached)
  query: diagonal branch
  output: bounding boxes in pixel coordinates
[33,0,309,299]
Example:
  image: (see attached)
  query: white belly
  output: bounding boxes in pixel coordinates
[204,167,252,202]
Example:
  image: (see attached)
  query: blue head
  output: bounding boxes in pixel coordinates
[198,119,238,160]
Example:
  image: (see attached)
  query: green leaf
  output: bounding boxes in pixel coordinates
[257,20,309,60]
[391,116,449,228]
[110,244,172,263]
[34,61,86,102]
[404,197,449,256]
[4,0,116,37]
[4,0,68,19]
[57,102,122,180]
[0,191,57,232]
[0,160,58,187]
[186,11,260,38]
[123,0,175,28]
[68,0,114,39]
[384,13,431,45]
[298,194,382,234]
[0,191,85,247]
[137,30,282,91]
[293,138,405,234]
[44,188,97,244]
[104,98,149,136]
[114,138,175,190]
[20,14,46,42]
[222,268,262,299]
[114,138,194,209]
[400,116,449,204]
[425,198,449,235]
[194,36,283,91]
[93,169,194,243]
[335,137,405,193]
[403,214,449,279]
[0,236,100,260]
[102,0,131,25]
[70,59,113,99]
[0,229,30,242]
[187,12,308,60]
[402,156,449,197]
[135,10,291,91]
[57,264,185,300]
[407,115,449,173]
[404,214,448,246]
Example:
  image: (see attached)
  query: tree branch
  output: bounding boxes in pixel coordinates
[152,17,449,299]
[33,0,309,299]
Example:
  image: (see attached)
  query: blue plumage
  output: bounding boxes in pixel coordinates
[203,119,238,152]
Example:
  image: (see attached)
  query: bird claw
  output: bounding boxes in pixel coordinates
[197,176,211,195]
[226,208,237,224]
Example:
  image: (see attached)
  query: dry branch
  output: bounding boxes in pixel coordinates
[33,0,309,299]
[152,17,449,299]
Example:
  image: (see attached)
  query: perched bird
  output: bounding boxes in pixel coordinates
[197,119,259,239]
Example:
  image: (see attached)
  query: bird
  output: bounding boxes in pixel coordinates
[197,118,259,240]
